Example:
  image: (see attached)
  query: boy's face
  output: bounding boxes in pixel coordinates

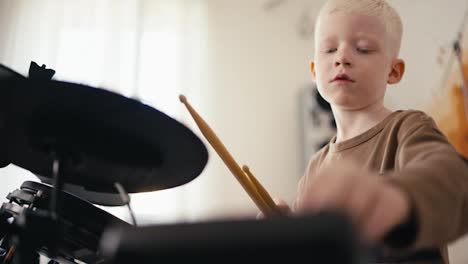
[311,11,404,111]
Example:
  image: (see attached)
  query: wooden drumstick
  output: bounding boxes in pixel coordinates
[179,95,277,216]
[242,165,279,213]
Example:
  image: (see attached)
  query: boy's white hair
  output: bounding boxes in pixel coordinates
[316,0,403,56]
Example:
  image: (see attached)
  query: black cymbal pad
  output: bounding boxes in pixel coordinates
[1,74,208,194]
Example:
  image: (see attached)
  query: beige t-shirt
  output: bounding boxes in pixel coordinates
[298,110,468,264]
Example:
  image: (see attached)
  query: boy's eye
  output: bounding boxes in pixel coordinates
[357,47,372,54]
[325,48,337,53]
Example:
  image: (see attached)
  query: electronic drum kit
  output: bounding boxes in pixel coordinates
[0,63,364,264]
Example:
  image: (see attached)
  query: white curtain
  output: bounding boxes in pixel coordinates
[0,0,209,225]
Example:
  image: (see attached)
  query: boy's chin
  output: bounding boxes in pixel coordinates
[330,101,379,111]
[326,96,358,109]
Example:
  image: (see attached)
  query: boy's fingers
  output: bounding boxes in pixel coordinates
[273,198,292,214]
[257,198,292,218]
[273,198,287,207]
[256,211,265,219]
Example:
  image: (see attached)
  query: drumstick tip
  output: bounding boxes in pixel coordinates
[242,165,250,172]
[179,94,187,104]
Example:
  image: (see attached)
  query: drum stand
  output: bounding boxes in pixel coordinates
[0,152,72,264]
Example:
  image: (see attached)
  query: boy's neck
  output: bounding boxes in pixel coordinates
[332,104,393,143]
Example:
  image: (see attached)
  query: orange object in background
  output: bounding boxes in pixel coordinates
[433,61,468,158]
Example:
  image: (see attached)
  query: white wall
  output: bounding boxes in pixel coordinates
[184,0,316,219]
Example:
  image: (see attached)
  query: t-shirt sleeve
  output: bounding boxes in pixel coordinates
[387,113,468,249]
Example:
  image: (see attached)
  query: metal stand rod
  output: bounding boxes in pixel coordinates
[50,154,63,220]
[48,152,64,260]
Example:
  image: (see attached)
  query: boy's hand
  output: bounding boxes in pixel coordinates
[295,161,411,243]
[256,198,292,219]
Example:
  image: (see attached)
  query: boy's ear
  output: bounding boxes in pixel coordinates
[387,59,405,84]
[310,61,317,81]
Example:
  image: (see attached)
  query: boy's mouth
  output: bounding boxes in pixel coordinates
[331,73,355,83]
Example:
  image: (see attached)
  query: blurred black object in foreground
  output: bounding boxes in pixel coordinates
[100,212,368,263]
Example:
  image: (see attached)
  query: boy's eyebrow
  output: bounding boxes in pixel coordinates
[353,32,381,43]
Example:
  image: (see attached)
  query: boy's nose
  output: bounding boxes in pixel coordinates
[334,57,351,67]
[334,48,352,67]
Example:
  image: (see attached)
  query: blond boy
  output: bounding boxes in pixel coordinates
[281,1,468,263]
